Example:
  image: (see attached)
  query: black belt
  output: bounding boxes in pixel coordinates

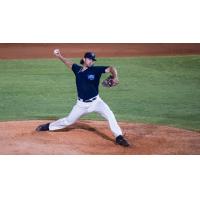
[78,97,97,103]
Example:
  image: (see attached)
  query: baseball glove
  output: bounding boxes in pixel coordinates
[102,75,119,88]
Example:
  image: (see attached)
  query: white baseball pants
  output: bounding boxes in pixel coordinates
[49,96,123,137]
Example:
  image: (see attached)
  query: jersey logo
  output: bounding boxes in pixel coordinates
[88,74,95,80]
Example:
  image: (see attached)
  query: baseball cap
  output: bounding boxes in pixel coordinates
[84,52,96,61]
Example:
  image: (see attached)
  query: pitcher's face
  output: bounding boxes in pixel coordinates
[84,58,95,67]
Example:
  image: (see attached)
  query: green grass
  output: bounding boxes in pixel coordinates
[0,55,200,131]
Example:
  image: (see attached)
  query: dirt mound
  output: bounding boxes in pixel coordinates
[0,120,199,154]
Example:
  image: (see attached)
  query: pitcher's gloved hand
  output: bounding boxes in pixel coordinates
[102,75,119,88]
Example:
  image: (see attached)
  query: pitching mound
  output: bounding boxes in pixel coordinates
[0,120,199,154]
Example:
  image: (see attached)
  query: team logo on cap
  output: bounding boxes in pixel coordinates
[88,74,95,80]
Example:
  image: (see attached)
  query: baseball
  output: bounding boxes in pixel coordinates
[54,49,60,55]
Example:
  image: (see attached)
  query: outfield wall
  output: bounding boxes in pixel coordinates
[0,43,200,59]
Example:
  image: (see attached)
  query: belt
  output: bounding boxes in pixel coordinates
[78,96,97,103]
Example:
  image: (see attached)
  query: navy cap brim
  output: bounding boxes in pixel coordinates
[85,56,96,61]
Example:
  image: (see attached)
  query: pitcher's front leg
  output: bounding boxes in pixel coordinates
[49,104,86,131]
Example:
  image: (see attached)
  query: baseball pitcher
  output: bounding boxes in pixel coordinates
[36,49,129,147]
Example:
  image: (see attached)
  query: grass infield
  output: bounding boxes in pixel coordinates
[0,55,200,131]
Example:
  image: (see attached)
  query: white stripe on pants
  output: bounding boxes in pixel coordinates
[49,96,123,137]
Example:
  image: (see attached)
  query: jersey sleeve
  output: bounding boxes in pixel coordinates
[95,66,108,74]
[72,64,82,75]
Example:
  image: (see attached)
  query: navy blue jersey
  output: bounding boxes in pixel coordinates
[72,64,108,100]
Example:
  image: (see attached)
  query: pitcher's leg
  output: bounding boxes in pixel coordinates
[94,99,123,137]
[49,104,86,131]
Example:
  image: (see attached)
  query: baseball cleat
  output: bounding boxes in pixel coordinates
[36,123,50,132]
[116,135,130,147]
